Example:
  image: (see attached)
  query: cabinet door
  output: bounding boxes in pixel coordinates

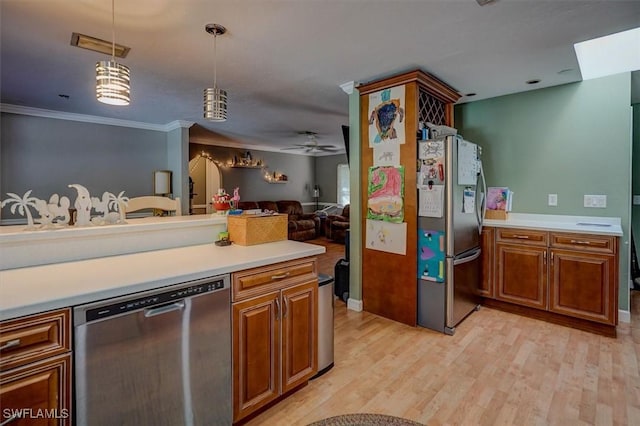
[281,280,317,394]
[496,243,547,309]
[549,249,617,324]
[0,354,71,425]
[232,292,280,422]
[480,227,494,298]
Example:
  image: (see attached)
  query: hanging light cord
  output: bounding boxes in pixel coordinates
[212,30,218,89]
[111,0,116,61]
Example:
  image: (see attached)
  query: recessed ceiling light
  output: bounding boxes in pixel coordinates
[526,79,541,85]
[465,93,477,97]
[70,32,130,58]
[574,27,640,80]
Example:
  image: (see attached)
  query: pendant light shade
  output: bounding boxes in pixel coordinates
[204,23,227,122]
[96,0,130,106]
[96,60,130,105]
[204,87,228,121]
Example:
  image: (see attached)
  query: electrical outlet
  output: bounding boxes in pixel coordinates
[548,194,558,206]
[584,194,607,208]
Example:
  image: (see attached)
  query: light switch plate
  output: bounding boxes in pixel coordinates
[584,194,607,208]
[548,194,558,206]
[633,195,640,205]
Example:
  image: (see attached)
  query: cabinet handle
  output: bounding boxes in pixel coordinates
[275,298,280,320]
[570,240,591,245]
[283,298,288,319]
[0,339,20,352]
[551,251,554,264]
[271,272,290,280]
[543,251,547,265]
[512,235,530,239]
[1,413,20,425]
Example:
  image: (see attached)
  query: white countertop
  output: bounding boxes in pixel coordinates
[0,240,325,321]
[483,213,622,236]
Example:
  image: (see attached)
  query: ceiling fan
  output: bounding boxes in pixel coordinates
[281,131,339,153]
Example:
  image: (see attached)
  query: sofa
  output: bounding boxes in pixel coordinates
[236,200,319,242]
[326,204,350,243]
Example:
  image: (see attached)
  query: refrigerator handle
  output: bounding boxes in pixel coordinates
[453,249,482,266]
[476,161,487,234]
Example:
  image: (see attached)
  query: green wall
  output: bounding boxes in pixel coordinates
[632,104,640,279]
[455,73,633,311]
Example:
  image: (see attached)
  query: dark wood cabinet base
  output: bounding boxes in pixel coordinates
[482,298,617,338]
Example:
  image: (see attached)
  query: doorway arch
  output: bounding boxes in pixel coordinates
[188,154,222,214]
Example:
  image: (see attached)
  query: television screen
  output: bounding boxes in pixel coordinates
[341,125,350,164]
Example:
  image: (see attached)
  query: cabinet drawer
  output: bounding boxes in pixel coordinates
[0,309,71,372]
[496,228,548,246]
[232,257,317,302]
[550,233,616,254]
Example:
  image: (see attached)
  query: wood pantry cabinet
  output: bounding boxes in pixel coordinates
[231,257,318,422]
[484,227,619,335]
[479,227,494,298]
[0,308,72,425]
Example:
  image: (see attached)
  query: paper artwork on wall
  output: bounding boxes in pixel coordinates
[418,184,444,218]
[368,86,405,147]
[373,143,400,166]
[367,165,404,223]
[418,229,445,282]
[366,219,407,255]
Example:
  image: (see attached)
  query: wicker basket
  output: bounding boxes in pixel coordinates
[484,209,508,220]
[227,214,288,245]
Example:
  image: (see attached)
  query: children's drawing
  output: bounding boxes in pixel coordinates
[418,229,445,282]
[368,86,405,146]
[373,143,400,166]
[366,219,407,255]
[367,165,404,223]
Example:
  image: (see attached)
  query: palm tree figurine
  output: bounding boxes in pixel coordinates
[1,190,39,230]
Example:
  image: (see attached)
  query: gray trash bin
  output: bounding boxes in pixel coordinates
[312,273,334,379]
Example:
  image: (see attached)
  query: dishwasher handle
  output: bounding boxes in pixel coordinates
[144,301,185,318]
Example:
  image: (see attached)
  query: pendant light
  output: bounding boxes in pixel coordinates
[203,24,228,122]
[96,0,130,106]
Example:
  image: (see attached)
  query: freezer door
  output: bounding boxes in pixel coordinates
[445,248,482,334]
[446,136,480,256]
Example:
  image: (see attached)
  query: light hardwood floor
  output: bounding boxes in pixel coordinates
[247,285,640,426]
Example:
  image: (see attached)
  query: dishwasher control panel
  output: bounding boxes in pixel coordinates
[78,276,229,323]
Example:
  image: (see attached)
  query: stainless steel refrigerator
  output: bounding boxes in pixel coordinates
[417,134,486,335]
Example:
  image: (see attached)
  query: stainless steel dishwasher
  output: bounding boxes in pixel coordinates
[74,275,231,426]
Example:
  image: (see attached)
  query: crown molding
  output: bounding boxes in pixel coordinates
[0,104,193,133]
[339,81,355,95]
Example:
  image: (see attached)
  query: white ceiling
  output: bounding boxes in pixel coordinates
[1,0,639,153]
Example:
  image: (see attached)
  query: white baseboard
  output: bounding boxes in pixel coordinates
[347,298,362,312]
[619,309,631,323]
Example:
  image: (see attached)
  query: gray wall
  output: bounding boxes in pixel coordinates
[1,113,171,220]
[315,153,348,204]
[189,143,315,202]
[455,73,633,311]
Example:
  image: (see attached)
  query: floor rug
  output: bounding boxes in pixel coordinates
[308,413,424,426]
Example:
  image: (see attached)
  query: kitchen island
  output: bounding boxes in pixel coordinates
[0,215,325,425]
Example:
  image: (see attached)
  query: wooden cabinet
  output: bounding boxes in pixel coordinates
[496,242,548,309]
[549,233,617,324]
[484,227,619,335]
[232,257,318,422]
[0,309,72,425]
[359,70,461,326]
[479,227,494,297]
